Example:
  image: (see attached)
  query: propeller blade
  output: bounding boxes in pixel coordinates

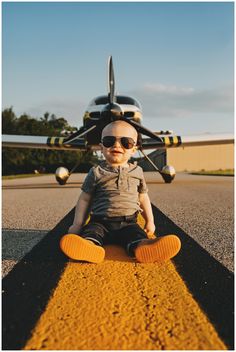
[108,55,115,104]
[123,119,164,143]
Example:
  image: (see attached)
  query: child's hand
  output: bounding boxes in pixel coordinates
[68,224,82,234]
[144,221,156,238]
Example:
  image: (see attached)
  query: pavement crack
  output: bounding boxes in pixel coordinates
[133,265,165,350]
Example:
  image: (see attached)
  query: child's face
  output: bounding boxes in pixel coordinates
[100,121,138,166]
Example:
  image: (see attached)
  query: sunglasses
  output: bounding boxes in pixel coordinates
[101,136,136,149]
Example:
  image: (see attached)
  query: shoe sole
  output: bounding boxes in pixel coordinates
[60,234,105,263]
[135,235,181,263]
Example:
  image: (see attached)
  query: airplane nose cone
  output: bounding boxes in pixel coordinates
[101,103,123,121]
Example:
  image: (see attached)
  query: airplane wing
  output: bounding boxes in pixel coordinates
[2,133,234,151]
[141,133,234,149]
[2,134,87,151]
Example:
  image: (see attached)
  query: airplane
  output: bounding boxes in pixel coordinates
[2,56,234,185]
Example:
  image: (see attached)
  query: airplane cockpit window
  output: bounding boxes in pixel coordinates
[117,96,141,109]
[89,95,141,109]
[93,96,109,105]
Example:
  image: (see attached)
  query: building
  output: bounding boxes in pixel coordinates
[167,143,234,171]
[136,142,234,172]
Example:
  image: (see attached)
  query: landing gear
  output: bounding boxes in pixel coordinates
[55,150,92,185]
[160,165,176,183]
[55,167,70,185]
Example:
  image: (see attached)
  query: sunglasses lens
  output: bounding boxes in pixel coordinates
[102,136,135,149]
[102,136,116,148]
[120,137,135,149]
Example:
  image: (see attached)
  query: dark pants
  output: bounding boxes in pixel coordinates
[80,213,147,256]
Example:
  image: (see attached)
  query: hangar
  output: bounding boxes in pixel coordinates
[138,142,234,172]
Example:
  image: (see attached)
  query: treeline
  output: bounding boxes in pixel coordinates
[2,107,98,175]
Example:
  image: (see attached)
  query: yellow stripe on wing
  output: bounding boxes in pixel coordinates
[164,136,171,146]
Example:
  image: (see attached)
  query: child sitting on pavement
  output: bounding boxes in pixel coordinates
[60,120,181,263]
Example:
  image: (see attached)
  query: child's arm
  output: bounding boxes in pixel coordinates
[139,192,156,237]
[68,191,92,234]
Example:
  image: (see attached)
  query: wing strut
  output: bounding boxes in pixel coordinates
[139,149,162,174]
[139,148,175,183]
[63,125,97,144]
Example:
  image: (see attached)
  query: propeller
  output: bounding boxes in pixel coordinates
[108,56,115,104]
[104,56,163,143]
[65,56,163,145]
[100,55,123,122]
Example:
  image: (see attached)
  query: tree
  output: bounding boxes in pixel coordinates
[2,107,17,134]
[2,108,98,175]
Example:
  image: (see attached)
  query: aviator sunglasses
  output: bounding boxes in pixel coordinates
[101,136,136,149]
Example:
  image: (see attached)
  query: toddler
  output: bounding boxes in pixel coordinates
[60,120,181,263]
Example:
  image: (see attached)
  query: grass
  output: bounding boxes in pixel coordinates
[190,169,234,176]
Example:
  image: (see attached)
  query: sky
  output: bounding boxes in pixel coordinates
[2,1,234,136]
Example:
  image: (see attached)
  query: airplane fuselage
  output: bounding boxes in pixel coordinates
[82,94,142,145]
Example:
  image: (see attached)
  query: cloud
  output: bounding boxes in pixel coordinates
[129,83,234,119]
[11,82,233,132]
[142,83,194,95]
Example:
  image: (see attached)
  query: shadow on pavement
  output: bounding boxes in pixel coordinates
[152,205,234,350]
[2,208,75,350]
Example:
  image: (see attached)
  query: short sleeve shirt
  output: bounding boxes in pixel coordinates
[81,161,148,217]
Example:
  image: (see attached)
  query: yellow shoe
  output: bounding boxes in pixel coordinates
[60,234,105,263]
[135,235,181,263]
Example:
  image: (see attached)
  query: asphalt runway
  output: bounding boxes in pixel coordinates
[2,172,234,350]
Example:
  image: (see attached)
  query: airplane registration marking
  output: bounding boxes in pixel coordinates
[23,214,226,351]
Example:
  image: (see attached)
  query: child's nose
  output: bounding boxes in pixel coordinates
[113,139,122,147]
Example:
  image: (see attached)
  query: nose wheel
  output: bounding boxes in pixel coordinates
[55,167,70,185]
[55,150,92,185]
[160,165,176,183]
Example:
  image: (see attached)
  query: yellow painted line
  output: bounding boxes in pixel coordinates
[23,216,226,350]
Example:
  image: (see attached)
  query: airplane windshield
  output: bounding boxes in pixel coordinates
[90,95,141,109]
